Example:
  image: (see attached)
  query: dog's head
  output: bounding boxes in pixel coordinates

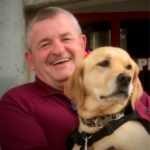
[64,46,143,118]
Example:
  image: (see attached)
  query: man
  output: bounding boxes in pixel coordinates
[0,7,86,150]
[0,6,149,150]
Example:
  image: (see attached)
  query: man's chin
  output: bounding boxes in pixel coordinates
[59,76,71,82]
[53,73,71,82]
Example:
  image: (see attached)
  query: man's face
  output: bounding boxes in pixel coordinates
[25,14,86,90]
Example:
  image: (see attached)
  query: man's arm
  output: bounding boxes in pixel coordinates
[0,93,50,150]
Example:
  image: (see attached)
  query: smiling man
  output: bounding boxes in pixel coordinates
[0,7,86,150]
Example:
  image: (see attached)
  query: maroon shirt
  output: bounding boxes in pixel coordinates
[0,78,78,150]
[135,91,150,121]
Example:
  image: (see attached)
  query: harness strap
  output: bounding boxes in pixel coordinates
[67,111,149,150]
[88,111,149,146]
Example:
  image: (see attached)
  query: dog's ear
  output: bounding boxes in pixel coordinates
[130,61,143,109]
[64,62,85,109]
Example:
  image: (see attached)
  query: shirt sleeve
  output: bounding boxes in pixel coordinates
[135,91,150,121]
[0,93,50,150]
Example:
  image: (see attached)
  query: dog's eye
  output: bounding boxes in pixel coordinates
[98,60,110,67]
[126,64,132,70]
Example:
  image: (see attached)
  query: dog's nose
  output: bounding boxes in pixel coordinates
[117,73,131,85]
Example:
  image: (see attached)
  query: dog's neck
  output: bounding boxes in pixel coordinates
[80,112,124,133]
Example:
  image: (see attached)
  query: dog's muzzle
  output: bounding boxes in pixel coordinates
[100,73,132,99]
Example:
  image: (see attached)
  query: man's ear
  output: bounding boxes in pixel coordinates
[25,51,34,70]
[64,62,85,109]
[130,61,143,109]
[81,34,87,50]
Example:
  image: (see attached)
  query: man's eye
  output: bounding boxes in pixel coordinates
[97,60,110,67]
[40,43,49,48]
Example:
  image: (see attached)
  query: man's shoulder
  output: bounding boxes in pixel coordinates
[1,82,36,101]
[8,82,35,93]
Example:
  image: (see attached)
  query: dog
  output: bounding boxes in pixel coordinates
[65,46,150,150]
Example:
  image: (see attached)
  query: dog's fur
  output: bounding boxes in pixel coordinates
[65,46,150,150]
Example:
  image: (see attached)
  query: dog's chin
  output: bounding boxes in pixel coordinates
[100,91,129,99]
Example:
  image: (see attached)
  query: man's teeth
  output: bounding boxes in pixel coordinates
[51,58,70,66]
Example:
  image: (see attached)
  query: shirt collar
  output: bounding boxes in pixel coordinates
[35,77,64,97]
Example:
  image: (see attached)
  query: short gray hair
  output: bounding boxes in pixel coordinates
[26,7,82,50]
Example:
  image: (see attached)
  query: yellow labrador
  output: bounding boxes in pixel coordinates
[65,46,150,150]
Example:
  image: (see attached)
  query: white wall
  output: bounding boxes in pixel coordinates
[0,0,28,97]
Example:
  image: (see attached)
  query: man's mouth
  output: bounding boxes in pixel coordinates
[50,58,70,66]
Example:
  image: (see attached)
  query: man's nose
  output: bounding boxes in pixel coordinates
[51,40,65,55]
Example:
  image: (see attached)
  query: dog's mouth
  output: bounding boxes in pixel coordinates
[100,90,129,99]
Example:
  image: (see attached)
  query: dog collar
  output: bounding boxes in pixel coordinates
[81,112,124,128]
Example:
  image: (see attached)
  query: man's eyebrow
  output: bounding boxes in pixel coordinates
[60,32,71,37]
